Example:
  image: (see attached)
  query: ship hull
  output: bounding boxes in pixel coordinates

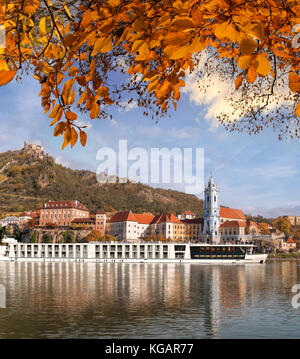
[2,254,268,264]
[0,242,268,264]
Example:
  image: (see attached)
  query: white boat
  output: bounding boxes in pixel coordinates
[0,242,268,264]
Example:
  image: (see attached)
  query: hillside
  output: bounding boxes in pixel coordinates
[0,144,204,216]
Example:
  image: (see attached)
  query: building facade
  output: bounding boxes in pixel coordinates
[39,200,89,227]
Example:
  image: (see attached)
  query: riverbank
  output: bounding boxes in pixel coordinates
[267,252,300,261]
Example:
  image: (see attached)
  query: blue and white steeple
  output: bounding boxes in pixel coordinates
[202,174,220,244]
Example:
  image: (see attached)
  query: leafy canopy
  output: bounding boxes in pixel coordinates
[0,0,299,148]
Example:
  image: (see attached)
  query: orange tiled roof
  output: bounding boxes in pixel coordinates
[151,213,182,224]
[287,237,296,244]
[109,211,155,224]
[220,207,246,221]
[248,221,260,228]
[43,200,89,211]
[220,220,246,228]
[134,213,155,224]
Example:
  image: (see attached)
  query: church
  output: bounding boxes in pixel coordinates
[201,174,248,244]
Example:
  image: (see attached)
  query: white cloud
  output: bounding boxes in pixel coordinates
[118,100,138,112]
[182,50,292,131]
[55,156,71,168]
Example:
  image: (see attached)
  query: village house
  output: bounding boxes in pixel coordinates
[281,237,297,251]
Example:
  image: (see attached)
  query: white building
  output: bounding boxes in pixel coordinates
[1,216,19,227]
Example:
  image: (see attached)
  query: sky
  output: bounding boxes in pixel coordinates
[0,71,299,218]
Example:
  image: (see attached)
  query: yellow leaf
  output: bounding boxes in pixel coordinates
[156,80,171,99]
[0,70,16,86]
[247,23,265,40]
[131,40,144,53]
[80,131,87,146]
[254,54,271,77]
[92,37,112,55]
[0,60,9,71]
[135,42,150,60]
[147,78,159,93]
[289,72,300,93]
[189,38,205,52]
[215,21,240,42]
[63,2,73,20]
[165,45,191,60]
[240,37,257,55]
[39,17,47,35]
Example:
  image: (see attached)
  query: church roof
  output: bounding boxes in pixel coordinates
[220,207,246,221]
[220,220,247,228]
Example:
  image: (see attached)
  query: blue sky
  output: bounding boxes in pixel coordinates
[0,74,299,218]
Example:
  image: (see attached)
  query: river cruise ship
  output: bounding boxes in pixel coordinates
[0,242,267,264]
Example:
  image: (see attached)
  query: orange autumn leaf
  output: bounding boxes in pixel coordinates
[240,37,257,55]
[80,130,87,147]
[53,122,65,137]
[0,0,299,145]
[235,75,243,90]
[0,70,16,86]
[254,54,271,77]
[289,72,300,93]
[65,110,77,121]
[247,65,257,83]
[70,127,78,147]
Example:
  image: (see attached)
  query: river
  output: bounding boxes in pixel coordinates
[0,261,299,338]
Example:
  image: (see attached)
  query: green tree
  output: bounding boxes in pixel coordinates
[42,233,52,243]
[62,231,75,243]
[31,231,38,243]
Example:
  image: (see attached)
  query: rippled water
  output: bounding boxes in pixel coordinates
[0,261,299,338]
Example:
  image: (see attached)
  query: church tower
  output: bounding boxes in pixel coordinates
[202,174,220,244]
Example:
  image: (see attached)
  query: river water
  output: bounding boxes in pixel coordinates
[0,261,299,338]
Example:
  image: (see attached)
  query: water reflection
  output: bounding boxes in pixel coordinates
[0,262,299,338]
